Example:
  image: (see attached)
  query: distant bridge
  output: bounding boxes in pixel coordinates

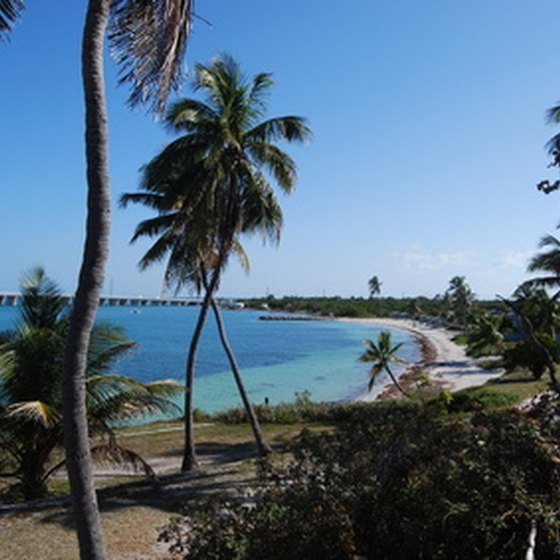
[0,292,207,308]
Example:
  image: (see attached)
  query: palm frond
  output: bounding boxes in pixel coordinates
[547,103,560,125]
[109,0,193,114]
[0,0,24,41]
[246,116,312,145]
[6,401,61,428]
[90,440,156,479]
[247,142,297,192]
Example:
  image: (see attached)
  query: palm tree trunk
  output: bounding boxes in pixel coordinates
[62,0,110,558]
[385,365,412,399]
[210,298,273,456]
[181,269,221,472]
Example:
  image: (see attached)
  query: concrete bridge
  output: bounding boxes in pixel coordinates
[0,292,206,308]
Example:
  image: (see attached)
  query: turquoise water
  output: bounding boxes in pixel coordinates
[0,306,420,413]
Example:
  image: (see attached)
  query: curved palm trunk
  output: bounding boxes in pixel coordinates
[210,298,272,456]
[385,365,412,399]
[181,270,222,472]
[62,0,110,557]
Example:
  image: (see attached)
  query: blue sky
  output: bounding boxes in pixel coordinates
[2,1,560,299]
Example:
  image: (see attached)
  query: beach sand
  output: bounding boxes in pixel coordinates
[341,317,504,402]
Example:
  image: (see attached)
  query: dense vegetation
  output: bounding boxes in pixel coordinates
[243,293,503,320]
[0,269,182,501]
[161,399,560,559]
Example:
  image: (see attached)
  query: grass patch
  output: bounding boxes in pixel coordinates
[483,368,550,402]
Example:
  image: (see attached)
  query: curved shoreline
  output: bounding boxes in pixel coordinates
[339,317,504,401]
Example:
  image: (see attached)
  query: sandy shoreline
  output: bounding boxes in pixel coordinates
[340,317,504,402]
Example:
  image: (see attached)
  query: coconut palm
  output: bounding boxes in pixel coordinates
[368,276,382,298]
[121,55,311,471]
[61,2,193,556]
[466,313,504,357]
[513,283,560,338]
[444,276,475,329]
[359,331,411,398]
[0,268,181,500]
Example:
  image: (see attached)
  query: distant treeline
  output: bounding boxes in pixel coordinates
[243,295,503,319]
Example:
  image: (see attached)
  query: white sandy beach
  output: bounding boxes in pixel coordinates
[343,317,504,402]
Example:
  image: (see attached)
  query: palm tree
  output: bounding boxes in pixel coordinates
[444,275,475,329]
[359,331,411,398]
[0,268,182,500]
[466,313,504,357]
[121,55,312,471]
[368,276,382,298]
[524,234,560,300]
[513,283,560,338]
[62,2,193,557]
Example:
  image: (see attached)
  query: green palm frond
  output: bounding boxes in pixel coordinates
[87,374,182,422]
[359,331,409,396]
[246,116,312,145]
[19,267,66,330]
[6,400,61,428]
[121,55,311,300]
[90,441,156,479]
[166,98,219,132]
[247,141,297,192]
[547,103,560,125]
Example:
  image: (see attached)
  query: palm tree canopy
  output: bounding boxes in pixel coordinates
[0,268,182,490]
[359,331,406,391]
[121,54,312,293]
[524,234,560,296]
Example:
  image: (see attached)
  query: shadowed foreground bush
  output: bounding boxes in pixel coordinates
[160,401,560,559]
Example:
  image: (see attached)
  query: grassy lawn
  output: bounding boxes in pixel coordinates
[0,370,551,560]
[481,369,551,402]
[0,419,330,560]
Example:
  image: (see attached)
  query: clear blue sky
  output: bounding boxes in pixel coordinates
[2,1,560,299]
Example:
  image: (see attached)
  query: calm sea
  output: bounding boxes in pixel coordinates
[0,305,420,414]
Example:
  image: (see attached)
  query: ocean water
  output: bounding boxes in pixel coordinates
[0,305,420,414]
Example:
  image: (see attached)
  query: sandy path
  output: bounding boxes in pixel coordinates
[341,318,504,401]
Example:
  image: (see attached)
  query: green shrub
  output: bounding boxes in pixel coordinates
[161,402,560,559]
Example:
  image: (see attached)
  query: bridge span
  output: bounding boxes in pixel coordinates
[0,292,213,308]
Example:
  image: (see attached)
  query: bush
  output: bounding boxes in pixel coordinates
[502,334,560,379]
[161,402,560,559]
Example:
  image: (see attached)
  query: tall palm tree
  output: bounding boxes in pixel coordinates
[2,2,193,555]
[121,55,312,471]
[0,268,182,500]
[359,331,411,398]
[63,2,193,557]
[368,276,382,298]
[444,275,475,329]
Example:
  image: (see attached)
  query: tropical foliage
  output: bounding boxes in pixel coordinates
[444,275,475,328]
[121,54,311,471]
[160,401,560,559]
[367,275,381,298]
[358,331,410,397]
[466,313,505,357]
[0,268,181,500]
[0,0,23,40]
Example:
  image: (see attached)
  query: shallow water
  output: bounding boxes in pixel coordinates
[0,305,420,413]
